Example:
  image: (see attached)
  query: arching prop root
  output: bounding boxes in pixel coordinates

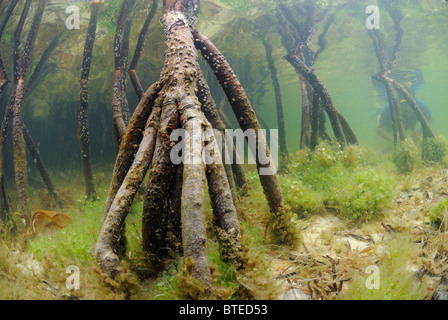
[95,1,300,296]
[111,0,137,152]
[192,30,300,248]
[95,103,161,277]
[367,1,434,154]
[284,53,357,148]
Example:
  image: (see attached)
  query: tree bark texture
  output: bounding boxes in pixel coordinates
[112,0,136,153]
[196,66,237,195]
[193,30,284,216]
[79,2,99,199]
[103,82,161,216]
[11,0,46,218]
[95,104,161,276]
[141,98,178,258]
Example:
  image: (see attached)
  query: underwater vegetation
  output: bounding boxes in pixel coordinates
[427,198,448,232]
[282,142,396,221]
[393,136,448,173]
[0,0,447,302]
[336,235,427,300]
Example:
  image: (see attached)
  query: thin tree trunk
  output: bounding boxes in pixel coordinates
[112,0,136,153]
[0,93,15,217]
[299,74,311,149]
[0,177,9,221]
[203,119,243,265]
[390,77,434,139]
[168,163,183,249]
[13,0,32,85]
[284,53,348,147]
[335,109,358,145]
[26,33,62,95]
[12,82,29,216]
[263,40,288,167]
[215,97,250,193]
[180,114,210,287]
[368,28,406,145]
[310,90,320,150]
[12,0,46,218]
[78,2,99,200]
[384,80,405,143]
[120,14,132,124]
[129,0,158,101]
[9,0,33,216]
[161,7,212,288]
[21,121,61,207]
[0,0,19,38]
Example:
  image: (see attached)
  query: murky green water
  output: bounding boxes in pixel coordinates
[0,0,446,174]
[1,0,448,302]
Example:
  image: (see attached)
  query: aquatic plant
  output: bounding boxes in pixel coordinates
[282,142,395,221]
[282,179,324,218]
[422,135,448,165]
[29,197,104,264]
[78,1,100,200]
[328,170,396,220]
[311,141,343,168]
[393,138,420,173]
[337,235,426,300]
[426,199,448,232]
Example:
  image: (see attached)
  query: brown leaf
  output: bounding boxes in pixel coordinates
[359,246,374,254]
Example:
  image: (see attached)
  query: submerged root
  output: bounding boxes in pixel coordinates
[269,205,302,249]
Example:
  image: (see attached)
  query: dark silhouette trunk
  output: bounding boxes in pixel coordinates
[78,2,100,200]
[310,90,320,151]
[112,0,136,153]
[285,53,349,147]
[367,1,433,151]
[0,0,60,223]
[262,39,288,169]
[129,0,159,101]
[12,0,46,218]
[299,74,311,149]
[277,2,357,149]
